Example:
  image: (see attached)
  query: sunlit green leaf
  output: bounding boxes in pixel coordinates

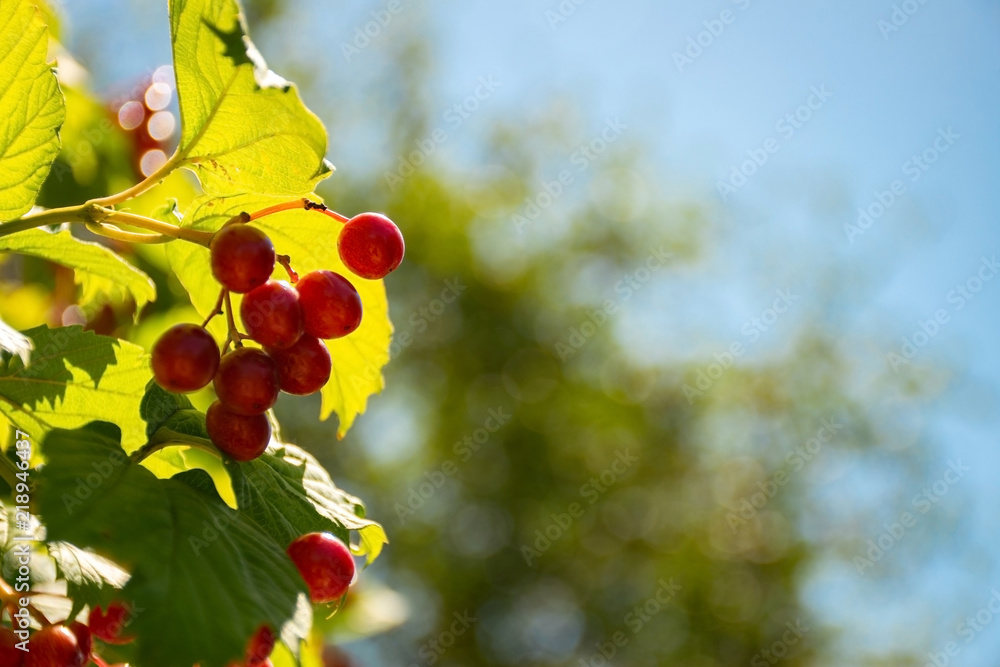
[0,0,65,220]
[0,228,156,313]
[0,326,149,452]
[169,0,331,197]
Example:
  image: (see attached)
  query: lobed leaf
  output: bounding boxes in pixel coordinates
[0,325,149,452]
[0,0,65,220]
[169,0,332,197]
[35,422,311,667]
[226,442,387,563]
[0,227,156,313]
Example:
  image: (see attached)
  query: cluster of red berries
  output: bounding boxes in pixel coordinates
[151,212,404,461]
[1,602,274,667]
[0,533,354,666]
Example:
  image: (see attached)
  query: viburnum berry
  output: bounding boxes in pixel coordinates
[286,532,356,603]
[268,335,331,396]
[23,625,86,667]
[151,324,220,393]
[244,625,276,667]
[213,348,280,415]
[206,400,271,461]
[241,281,304,350]
[337,212,404,280]
[88,602,134,645]
[1,627,23,667]
[211,224,276,293]
[295,271,362,339]
[68,621,92,658]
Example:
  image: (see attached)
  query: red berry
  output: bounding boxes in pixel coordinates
[23,625,86,667]
[268,335,331,396]
[245,625,276,666]
[295,271,362,339]
[286,532,356,603]
[337,213,404,280]
[214,348,280,415]
[210,224,276,293]
[240,281,304,350]
[151,324,220,393]
[1,627,24,667]
[67,622,92,657]
[89,602,135,645]
[206,400,271,461]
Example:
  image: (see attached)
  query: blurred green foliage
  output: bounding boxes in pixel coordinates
[0,2,948,664]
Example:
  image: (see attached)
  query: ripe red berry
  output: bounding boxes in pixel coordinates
[286,532,356,603]
[214,348,280,415]
[89,602,135,645]
[206,400,271,461]
[1,627,24,667]
[295,271,362,339]
[151,324,220,393]
[210,224,276,293]
[241,281,304,350]
[337,212,404,280]
[267,335,331,396]
[67,621,92,657]
[23,625,86,667]
[244,625,276,667]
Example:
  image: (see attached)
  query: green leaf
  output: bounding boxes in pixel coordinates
[0,0,65,220]
[0,325,149,452]
[0,228,156,313]
[47,541,130,615]
[169,0,332,197]
[36,422,311,667]
[139,378,194,438]
[226,442,387,563]
[167,194,392,437]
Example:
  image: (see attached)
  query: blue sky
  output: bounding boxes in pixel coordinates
[65,0,1000,662]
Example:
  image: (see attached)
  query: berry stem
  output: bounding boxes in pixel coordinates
[0,203,214,247]
[86,152,183,207]
[85,221,171,244]
[201,289,227,328]
[224,291,243,349]
[246,198,311,221]
[276,254,299,283]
